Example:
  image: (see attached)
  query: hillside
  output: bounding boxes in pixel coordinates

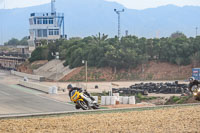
[60,61,194,82]
[1,0,200,43]
[18,60,196,82]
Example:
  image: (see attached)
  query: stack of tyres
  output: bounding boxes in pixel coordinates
[112,81,188,96]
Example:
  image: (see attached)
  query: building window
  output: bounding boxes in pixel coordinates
[43,29,47,37]
[43,18,48,24]
[34,18,36,24]
[48,29,59,36]
[49,29,54,35]
[54,29,59,35]
[37,18,42,24]
[37,29,43,37]
[49,18,53,24]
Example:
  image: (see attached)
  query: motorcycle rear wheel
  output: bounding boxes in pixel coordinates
[77,100,89,110]
[194,96,200,101]
[92,103,100,109]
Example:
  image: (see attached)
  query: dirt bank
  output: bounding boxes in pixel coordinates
[62,61,194,82]
[1,105,200,133]
[18,60,197,82]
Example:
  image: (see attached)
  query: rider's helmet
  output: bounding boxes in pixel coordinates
[189,77,195,82]
[67,84,73,90]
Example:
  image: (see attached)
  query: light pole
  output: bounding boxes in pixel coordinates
[52,52,59,86]
[114,8,125,38]
[196,27,198,37]
[82,60,87,90]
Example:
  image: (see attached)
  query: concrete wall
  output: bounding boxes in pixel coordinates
[11,70,45,81]
[19,80,50,93]
[33,59,76,81]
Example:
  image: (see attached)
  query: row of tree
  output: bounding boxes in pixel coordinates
[29,32,200,70]
[4,37,28,46]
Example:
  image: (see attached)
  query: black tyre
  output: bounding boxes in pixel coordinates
[92,103,100,109]
[195,96,200,101]
[75,105,81,110]
[77,100,89,110]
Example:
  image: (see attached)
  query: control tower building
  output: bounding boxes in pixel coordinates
[28,0,65,52]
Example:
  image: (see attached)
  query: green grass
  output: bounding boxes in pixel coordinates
[100,107,109,109]
[165,96,192,105]
[172,96,180,103]
[136,93,158,101]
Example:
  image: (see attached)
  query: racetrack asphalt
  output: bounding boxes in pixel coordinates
[0,81,75,115]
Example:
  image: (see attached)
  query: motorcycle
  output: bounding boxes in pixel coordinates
[70,90,100,110]
[192,85,200,101]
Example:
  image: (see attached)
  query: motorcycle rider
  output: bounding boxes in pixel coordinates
[188,77,200,92]
[67,84,95,109]
[67,84,82,97]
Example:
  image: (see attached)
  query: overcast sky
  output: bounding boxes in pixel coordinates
[0,0,200,9]
[107,0,200,9]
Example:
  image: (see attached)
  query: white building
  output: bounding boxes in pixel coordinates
[28,0,65,52]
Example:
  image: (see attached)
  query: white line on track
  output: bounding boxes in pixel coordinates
[0,90,10,96]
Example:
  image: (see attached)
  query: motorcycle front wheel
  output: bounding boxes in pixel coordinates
[77,100,89,110]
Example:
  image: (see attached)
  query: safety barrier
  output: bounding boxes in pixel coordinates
[101,96,136,105]
[11,70,45,81]
[19,80,51,94]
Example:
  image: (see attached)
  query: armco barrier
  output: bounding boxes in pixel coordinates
[19,80,50,93]
[11,70,45,81]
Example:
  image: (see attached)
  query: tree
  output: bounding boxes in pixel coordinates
[4,37,29,46]
[29,32,200,70]
[4,38,19,46]
[29,46,48,62]
[170,31,186,39]
[19,36,28,46]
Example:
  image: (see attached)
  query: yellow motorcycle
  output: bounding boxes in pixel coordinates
[70,90,99,110]
[192,85,200,101]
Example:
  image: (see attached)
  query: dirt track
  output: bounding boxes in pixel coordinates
[1,105,200,133]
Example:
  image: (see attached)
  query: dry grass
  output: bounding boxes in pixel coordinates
[1,106,200,133]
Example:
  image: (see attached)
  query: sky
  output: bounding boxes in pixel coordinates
[107,0,200,9]
[0,0,200,10]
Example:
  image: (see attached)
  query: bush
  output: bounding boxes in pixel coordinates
[29,47,48,62]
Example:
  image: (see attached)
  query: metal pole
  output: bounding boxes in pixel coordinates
[114,9,124,38]
[56,60,57,81]
[118,12,120,38]
[196,27,198,37]
[86,61,87,90]
[63,16,65,38]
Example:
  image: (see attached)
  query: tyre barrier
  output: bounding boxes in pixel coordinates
[112,81,188,95]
